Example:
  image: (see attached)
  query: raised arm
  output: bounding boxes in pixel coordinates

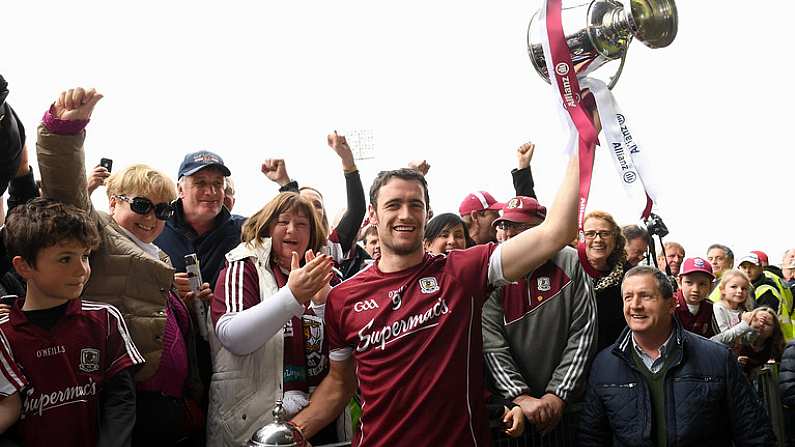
[36,87,103,211]
[327,132,366,255]
[262,159,297,192]
[500,154,579,281]
[512,142,537,199]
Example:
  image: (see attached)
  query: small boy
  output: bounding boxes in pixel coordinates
[674,257,716,337]
[0,198,143,446]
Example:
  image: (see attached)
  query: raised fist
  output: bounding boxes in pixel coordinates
[408,160,430,176]
[54,87,103,121]
[327,131,356,171]
[262,159,290,187]
[516,142,535,169]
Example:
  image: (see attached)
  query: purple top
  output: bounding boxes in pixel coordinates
[41,106,89,134]
[137,291,190,398]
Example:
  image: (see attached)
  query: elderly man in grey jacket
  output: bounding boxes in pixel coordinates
[483,195,597,446]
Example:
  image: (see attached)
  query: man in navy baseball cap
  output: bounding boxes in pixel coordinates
[177,150,231,179]
[156,149,244,409]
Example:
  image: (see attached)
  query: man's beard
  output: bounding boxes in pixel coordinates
[382,236,423,257]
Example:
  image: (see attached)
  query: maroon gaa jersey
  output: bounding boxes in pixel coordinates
[0,298,143,446]
[325,244,504,447]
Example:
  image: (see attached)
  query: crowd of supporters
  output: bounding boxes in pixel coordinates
[1,77,794,447]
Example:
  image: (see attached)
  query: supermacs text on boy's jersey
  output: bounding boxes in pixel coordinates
[0,298,143,446]
[325,243,507,447]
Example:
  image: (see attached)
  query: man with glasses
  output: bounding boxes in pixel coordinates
[483,196,597,446]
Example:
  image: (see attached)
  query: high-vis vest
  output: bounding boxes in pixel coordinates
[763,271,795,341]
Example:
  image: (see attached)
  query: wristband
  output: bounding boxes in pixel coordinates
[279,180,299,192]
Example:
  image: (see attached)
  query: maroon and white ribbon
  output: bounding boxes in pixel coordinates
[581,77,656,219]
[538,0,658,277]
[539,0,601,277]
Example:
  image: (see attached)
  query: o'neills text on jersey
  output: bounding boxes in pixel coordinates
[356,298,450,352]
[35,345,65,358]
[21,378,98,418]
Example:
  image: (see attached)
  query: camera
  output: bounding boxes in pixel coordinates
[644,212,669,238]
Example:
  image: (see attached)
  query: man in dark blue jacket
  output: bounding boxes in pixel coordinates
[155,151,244,288]
[579,265,776,446]
[154,151,245,429]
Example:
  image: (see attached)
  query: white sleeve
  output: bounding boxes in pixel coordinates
[710,320,754,346]
[309,302,326,320]
[712,303,732,333]
[329,347,353,361]
[214,286,304,355]
[488,244,511,287]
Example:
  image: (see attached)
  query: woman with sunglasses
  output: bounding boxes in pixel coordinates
[35,88,207,446]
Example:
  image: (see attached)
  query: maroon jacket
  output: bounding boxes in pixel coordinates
[674,290,715,338]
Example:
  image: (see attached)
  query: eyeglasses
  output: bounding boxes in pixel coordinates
[496,221,534,232]
[584,230,615,240]
[113,195,174,221]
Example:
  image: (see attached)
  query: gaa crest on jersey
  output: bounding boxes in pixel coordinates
[419,277,440,294]
[79,348,100,373]
[302,315,325,376]
[537,277,551,292]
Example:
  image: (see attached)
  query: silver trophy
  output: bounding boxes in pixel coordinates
[527,0,678,88]
[247,400,306,447]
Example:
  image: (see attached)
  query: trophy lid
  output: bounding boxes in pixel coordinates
[247,400,305,447]
[627,0,678,48]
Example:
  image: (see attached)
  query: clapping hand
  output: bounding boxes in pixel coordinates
[287,250,333,304]
[304,250,333,305]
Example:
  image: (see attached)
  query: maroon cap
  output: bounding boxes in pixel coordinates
[492,196,547,227]
[679,257,715,279]
[458,191,503,216]
[751,250,769,266]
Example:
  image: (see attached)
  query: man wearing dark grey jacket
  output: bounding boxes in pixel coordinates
[483,196,597,446]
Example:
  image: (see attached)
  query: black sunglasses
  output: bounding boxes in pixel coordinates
[114,195,174,221]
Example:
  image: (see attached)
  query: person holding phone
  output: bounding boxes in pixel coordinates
[86,158,112,196]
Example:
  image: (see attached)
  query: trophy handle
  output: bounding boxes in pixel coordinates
[607,39,630,90]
